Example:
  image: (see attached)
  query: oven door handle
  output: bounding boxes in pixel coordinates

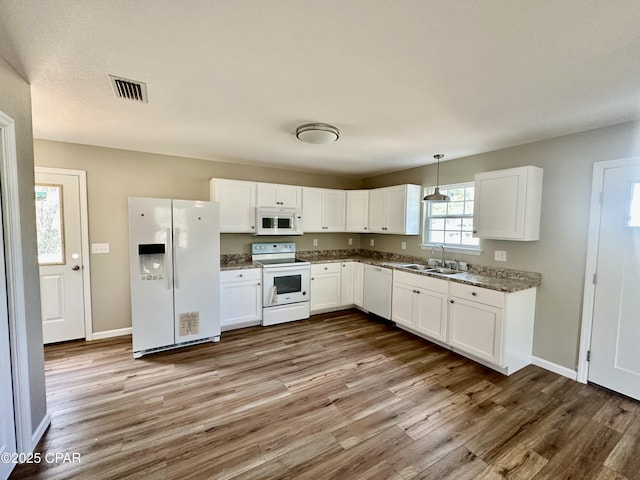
[263,265,309,274]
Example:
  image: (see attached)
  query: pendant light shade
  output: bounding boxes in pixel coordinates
[296,123,339,144]
[423,154,451,202]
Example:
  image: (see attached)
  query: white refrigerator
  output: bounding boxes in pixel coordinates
[128,198,220,358]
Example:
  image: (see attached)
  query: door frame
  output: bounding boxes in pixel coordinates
[35,166,93,340]
[0,111,48,454]
[578,157,640,383]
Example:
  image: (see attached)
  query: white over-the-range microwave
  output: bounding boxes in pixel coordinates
[255,207,303,236]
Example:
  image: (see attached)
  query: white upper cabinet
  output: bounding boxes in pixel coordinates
[209,178,256,233]
[346,190,369,233]
[256,182,302,208]
[473,166,543,241]
[302,187,346,232]
[368,184,422,235]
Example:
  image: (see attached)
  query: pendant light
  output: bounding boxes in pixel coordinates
[423,154,451,202]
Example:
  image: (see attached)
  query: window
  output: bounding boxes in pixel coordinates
[422,182,479,249]
[35,184,65,265]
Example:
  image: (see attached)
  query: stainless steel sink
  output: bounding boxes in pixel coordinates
[398,264,461,275]
[425,267,461,275]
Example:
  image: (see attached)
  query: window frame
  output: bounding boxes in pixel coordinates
[420,181,482,255]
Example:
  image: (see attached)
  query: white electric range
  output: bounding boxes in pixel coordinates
[251,242,310,326]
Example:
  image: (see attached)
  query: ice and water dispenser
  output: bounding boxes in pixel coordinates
[137,243,166,281]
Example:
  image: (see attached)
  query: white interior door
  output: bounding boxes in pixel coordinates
[589,162,640,400]
[35,170,86,344]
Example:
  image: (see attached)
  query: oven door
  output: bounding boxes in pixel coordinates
[262,265,310,306]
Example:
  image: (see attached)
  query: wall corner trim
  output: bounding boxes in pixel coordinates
[531,356,578,381]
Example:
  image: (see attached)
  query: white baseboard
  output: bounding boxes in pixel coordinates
[532,356,577,380]
[30,413,51,451]
[91,327,132,340]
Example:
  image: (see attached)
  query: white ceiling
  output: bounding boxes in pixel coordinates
[1,0,640,177]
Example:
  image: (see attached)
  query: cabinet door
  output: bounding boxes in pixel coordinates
[256,183,279,207]
[340,262,353,306]
[209,178,256,233]
[310,263,341,312]
[346,190,369,232]
[414,289,448,343]
[392,282,415,328]
[323,189,346,231]
[473,166,542,241]
[220,280,262,329]
[368,189,386,232]
[353,262,364,307]
[449,297,504,366]
[383,186,407,234]
[302,187,324,232]
[277,185,303,208]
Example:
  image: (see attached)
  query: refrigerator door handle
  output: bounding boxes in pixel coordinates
[173,227,179,289]
[166,228,172,290]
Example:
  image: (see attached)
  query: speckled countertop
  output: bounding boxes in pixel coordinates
[221,249,541,293]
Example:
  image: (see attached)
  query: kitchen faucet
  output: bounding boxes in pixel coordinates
[434,244,446,267]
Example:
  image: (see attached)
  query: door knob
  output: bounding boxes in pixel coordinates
[71,265,81,271]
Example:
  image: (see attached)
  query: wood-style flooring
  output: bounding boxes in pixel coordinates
[10,310,640,480]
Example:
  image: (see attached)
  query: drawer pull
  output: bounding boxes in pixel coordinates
[471,292,477,296]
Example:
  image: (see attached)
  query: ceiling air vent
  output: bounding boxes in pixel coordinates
[109,75,148,103]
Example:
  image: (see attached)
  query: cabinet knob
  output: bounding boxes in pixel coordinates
[324,267,328,270]
[239,274,243,277]
[450,299,454,304]
[251,226,255,229]
[258,283,261,286]
[471,292,477,296]
[311,277,314,281]
[364,227,367,230]
[473,230,477,234]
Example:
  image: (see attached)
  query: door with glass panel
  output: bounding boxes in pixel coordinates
[35,170,85,343]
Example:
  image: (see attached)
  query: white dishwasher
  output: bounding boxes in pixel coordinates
[363,265,393,319]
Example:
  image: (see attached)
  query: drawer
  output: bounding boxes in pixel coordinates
[311,262,341,274]
[450,282,504,308]
[393,270,449,294]
[221,268,261,283]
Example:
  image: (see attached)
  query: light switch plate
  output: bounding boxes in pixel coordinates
[91,243,110,254]
[312,239,318,247]
[495,250,507,262]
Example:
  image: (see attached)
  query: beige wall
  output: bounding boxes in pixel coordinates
[34,140,361,334]
[362,121,640,370]
[0,57,48,435]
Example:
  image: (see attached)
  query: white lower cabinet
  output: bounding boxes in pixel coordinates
[220,268,262,331]
[340,262,354,306]
[392,271,448,344]
[449,282,536,374]
[352,262,364,308]
[310,263,342,313]
[392,271,536,375]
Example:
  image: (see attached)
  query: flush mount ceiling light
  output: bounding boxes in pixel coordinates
[423,154,451,202]
[296,123,339,144]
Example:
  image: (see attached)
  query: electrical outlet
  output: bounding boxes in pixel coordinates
[370,239,375,247]
[313,239,318,247]
[91,243,110,254]
[348,238,353,246]
[495,250,507,262]
[401,241,406,250]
